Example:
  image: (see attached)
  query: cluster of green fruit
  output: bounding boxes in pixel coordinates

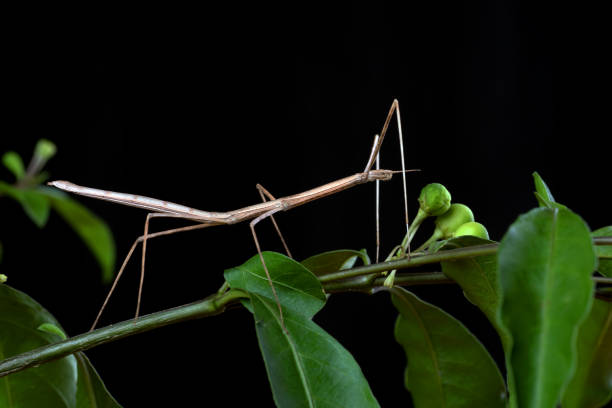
[383,183,489,286]
[411,182,489,252]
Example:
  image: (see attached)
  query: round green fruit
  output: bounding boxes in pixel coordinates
[454,221,489,240]
[418,183,451,216]
[434,203,474,238]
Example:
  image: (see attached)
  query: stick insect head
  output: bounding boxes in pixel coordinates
[366,169,420,182]
[366,169,394,181]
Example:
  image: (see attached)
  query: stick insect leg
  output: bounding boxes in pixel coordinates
[365,100,411,264]
[256,183,292,258]
[90,220,213,331]
[249,207,287,333]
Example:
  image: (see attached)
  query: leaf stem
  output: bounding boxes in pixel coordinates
[0,289,248,378]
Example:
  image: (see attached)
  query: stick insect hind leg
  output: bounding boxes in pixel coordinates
[256,183,292,258]
[89,185,293,331]
[89,216,215,331]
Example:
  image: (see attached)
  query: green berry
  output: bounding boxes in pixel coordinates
[434,203,474,238]
[0,274,7,284]
[454,221,489,240]
[418,183,451,216]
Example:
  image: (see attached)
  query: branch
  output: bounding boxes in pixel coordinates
[2,237,610,378]
[0,289,248,377]
[318,243,498,283]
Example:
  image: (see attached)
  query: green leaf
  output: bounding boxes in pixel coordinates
[225,253,380,407]
[2,152,25,180]
[75,353,122,408]
[0,182,51,227]
[301,249,370,276]
[532,171,567,210]
[532,172,567,209]
[391,287,507,408]
[0,284,78,407]
[498,207,597,408]
[225,252,326,317]
[593,226,612,277]
[37,323,68,340]
[438,236,519,407]
[562,298,612,408]
[43,189,116,283]
[438,236,506,340]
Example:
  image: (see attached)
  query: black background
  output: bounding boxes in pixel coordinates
[2,3,610,407]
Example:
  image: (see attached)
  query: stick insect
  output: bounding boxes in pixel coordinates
[48,99,413,332]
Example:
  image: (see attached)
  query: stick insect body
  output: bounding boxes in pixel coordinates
[48,99,412,332]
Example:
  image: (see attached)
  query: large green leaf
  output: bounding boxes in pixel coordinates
[593,226,612,277]
[225,252,379,408]
[562,298,612,408]
[438,236,500,330]
[36,323,122,407]
[225,252,326,317]
[43,189,116,283]
[0,182,51,227]
[75,353,122,408]
[498,207,597,408]
[391,287,507,408]
[0,284,78,407]
[439,236,519,407]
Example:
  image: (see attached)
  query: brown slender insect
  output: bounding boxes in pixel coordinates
[48,99,414,332]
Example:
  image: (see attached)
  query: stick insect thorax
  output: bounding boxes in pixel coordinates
[49,170,396,226]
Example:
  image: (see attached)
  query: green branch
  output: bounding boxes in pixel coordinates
[0,289,248,377]
[2,237,610,379]
[318,243,499,283]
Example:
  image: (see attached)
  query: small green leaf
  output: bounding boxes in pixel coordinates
[0,182,51,227]
[75,353,122,408]
[0,285,78,407]
[2,151,25,180]
[593,226,612,277]
[498,207,597,408]
[301,249,374,285]
[391,287,507,407]
[532,172,567,209]
[301,249,370,275]
[37,323,68,340]
[562,298,612,408]
[225,253,380,407]
[0,274,6,284]
[44,190,116,283]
